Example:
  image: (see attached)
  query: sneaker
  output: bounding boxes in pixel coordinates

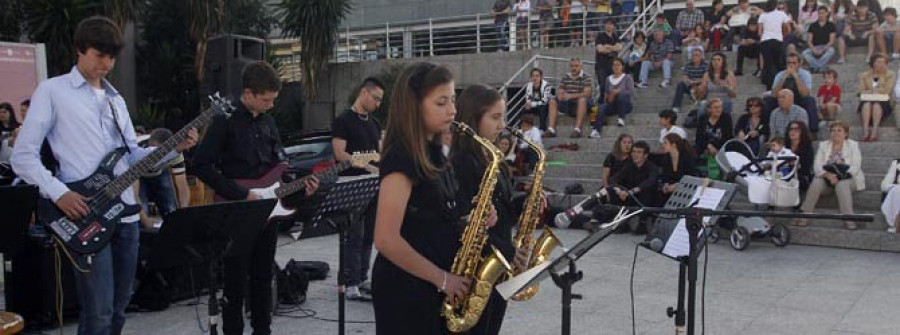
[837,58,845,64]
[672,107,680,114]
[543,128,557,138]
[659,80,671,88]
[590,129,601,138]
[617,118,625,127]
[359,280,372,294]
[753,69,761,77]
[887,227,896,234]
[893,53,900,60]
[734,71,744,76]
[636,82,650,88]
[346,286,373,301]
[569,128,582,138]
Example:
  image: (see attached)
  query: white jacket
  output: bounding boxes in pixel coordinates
[525,80,552,108]
[813,139,865,191]
[881,159,900,193]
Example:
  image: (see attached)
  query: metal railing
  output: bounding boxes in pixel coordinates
[329,1,662,63]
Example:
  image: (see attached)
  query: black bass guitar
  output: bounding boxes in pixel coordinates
[37,95,234,267]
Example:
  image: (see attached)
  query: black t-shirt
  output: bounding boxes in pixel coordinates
[741,28,760,41]
[450,151,516,261]
[807,21,836,46]
[332,108,381,175]
[595,32,620,66]
[602,153,631,179]
[377,142,461,271]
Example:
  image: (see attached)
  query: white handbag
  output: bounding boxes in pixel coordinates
[769,172,800,207]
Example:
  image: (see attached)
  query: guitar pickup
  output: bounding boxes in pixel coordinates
[78,221,103,243]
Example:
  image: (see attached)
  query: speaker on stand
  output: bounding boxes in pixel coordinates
[200,34,266,102]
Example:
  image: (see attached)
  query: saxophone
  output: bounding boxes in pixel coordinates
[507,127,560,301]
[442,121,513,333]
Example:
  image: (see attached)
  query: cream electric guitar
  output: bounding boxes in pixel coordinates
[215,152,380,221]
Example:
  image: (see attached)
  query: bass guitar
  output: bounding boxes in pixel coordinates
[214,152,380,221]
[37,95,234,268]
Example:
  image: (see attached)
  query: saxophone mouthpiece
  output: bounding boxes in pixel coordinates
[452,121,474,136]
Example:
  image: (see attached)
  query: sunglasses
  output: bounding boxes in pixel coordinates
[789,126,801,130]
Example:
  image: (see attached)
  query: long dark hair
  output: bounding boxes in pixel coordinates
[383,62,455,179]
[612,133,634,158]
[0,102,19,129]
[708,52,730,81]
[451,84,504,166]
[785,120,812,152]
[664,133,696,158]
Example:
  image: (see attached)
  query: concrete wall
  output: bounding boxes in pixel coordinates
[304,45,597,130]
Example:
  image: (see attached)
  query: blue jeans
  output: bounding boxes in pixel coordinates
[73,221,140,335]
[593,95,633,132]
[671,81,698,108]
[802,47,835,71]
[639,59,673,83]
[139,171,177,216]
[495,21,509,50]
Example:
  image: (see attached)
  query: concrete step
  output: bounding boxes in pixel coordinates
[548,108,898,129]
[551,122,900,142]
[543,137,900,158]
[545,152,900,176]
[730,190,885,212]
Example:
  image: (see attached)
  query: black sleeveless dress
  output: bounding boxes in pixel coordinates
[372,143,461,335]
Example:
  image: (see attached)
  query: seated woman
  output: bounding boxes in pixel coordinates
[797,121,865,230]
[857,53,896,142]
[696,52,738,118]
[602,134,634,187]
[592,58,635,138]
[682,24,709,60]
[695,98,734,156]
[734,96,770,155]
[659,133,698,202]
[785,120,815,190]
[626,32,647,78]
[881,158,900,234]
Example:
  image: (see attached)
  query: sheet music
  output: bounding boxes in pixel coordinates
[661,187,726,258]
[496,260,552,300]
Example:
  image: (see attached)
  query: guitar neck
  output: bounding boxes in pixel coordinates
[274,160,352,199]
[102,108,216,197]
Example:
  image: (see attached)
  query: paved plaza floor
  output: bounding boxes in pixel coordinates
[30,228,900,334]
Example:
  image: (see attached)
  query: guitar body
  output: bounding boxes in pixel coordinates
[37,148,140,255]
[214,163,296,220]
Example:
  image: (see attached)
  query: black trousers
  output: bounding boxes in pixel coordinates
[469,290,508,335]
[223,221,277,335]
[760,40,785,90]
[736,43,760,74]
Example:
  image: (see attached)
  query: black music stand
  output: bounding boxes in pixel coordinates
[497,208,643,335]
[0,185,38,256]
[310,175,380,335]
[146,199,277,335]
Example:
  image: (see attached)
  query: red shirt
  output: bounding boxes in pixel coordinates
[817,84,841,104]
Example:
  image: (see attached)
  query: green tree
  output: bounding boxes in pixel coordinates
[0,1,23,42]
[277,0,352,99]
[21,0,103,76]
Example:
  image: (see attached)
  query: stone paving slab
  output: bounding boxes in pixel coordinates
[40,228,900,334]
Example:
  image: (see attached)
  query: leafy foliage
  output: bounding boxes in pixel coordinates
[20,0,103,76]
[276,0,352,99]
[0,1,23,42]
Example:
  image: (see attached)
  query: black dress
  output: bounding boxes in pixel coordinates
[451,151,517,335]
[372,142,462,335]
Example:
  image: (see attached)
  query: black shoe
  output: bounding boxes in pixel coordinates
[753,69,761,77]
[734,71,744,76]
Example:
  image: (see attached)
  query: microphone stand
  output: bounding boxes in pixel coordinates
[601,204,873,335]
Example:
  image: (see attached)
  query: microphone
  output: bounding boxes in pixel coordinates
[641,238,665,252]
[554,188,608,228]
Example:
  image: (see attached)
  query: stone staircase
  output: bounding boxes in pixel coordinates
[517,48,900,252]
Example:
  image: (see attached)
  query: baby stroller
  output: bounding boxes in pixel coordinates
[711,139,795,250]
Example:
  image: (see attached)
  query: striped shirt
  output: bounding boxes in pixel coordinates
[559,71,593,95]
[847,12,878,36]
[681,61,708,80]
[676,9,705,31]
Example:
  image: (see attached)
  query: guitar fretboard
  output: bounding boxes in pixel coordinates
[99,102,227,200]
[274,160,352,199]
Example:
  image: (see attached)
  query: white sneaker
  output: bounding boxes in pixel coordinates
[590,129,601,138]
[893,53,900,60]
[617,118,625,127]
[660,80,671,88]
[888,227,897,234]
[672,107,680,114]
[346,286,373,301]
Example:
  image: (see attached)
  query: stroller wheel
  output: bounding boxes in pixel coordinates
[707,227,720,244]
[771,224,791,247]
[730,227,750,251]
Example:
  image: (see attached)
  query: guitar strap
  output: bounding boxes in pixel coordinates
[108,101,132,154]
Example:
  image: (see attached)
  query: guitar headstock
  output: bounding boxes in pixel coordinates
[349,151,380,169]
[208,93,236,117]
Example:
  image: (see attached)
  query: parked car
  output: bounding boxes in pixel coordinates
[282,129,334,178]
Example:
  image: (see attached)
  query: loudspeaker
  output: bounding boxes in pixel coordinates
[201,34,266,100]
[4,230,80,330]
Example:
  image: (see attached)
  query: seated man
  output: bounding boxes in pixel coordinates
[735,17,761,76]
[601,141,660,234]
[637,29,675,88]
[763,53,819,132]
[802,6,837,73]
[670,50,707,113]
[675,0,705,47]
[547,58,593,138]
[837,0,879,63]
[878,7,900,60]
[769,89,810,137]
